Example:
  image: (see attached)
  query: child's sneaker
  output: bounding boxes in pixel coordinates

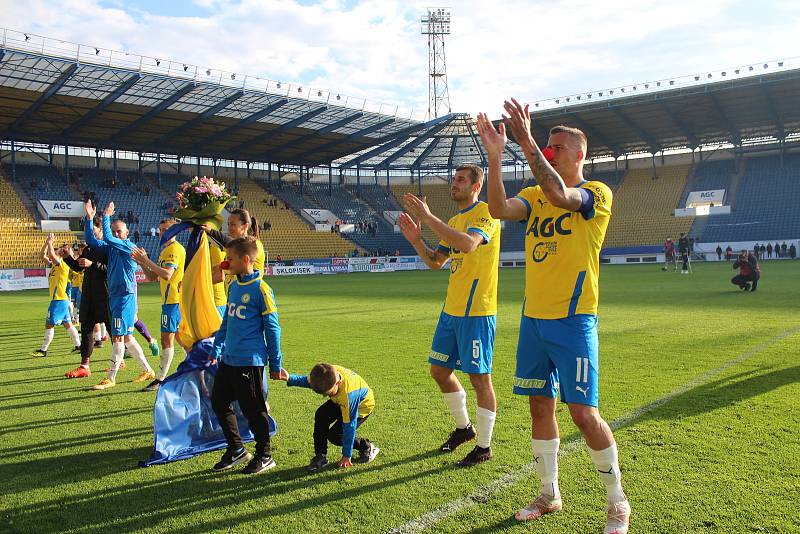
[242,455,276,475]
[213,448,252,471]
[357,443,380,464]
[306,454,329,473]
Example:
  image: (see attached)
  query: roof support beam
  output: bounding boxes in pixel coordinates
[377,120,453,169]
[759,85,785,139]
[294,117,395,162]
[566,113,621,156]
[61,74,141,139]
[411,136,442,169]
[233,105,329,155]
[656,99,697,148]
[6,64,78,133]
[465,118,488,167]
[109,82,195,143]
[611,107,658,153]
[153,90,244,147]
[260,112,363,160]
[192,98,289,150]
[447,136,459,169]
[706,91,741,145]
[340,114,453,169]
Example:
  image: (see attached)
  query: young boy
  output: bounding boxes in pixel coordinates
[281,363,379,472]
[211,236,282,474]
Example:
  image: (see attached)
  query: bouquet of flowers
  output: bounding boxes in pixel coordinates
[173,176,234,230]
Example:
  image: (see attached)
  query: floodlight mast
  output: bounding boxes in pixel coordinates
[421,7,452,119]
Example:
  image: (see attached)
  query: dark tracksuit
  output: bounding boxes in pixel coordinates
[63,246,110,366]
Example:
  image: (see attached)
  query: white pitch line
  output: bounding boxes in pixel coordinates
[387,326,800,534]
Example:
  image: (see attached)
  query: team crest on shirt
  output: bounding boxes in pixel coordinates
[450,257,463,273]
[242,293,251,304]
[532,241,558,263]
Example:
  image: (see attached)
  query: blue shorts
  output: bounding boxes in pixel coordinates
[216,305,226,318]
[109,294,137,336]
[429,312,495,374]
[161,303,181,333]
[46,299,72,326]
[514,314,600,407]
[71,287,82,307]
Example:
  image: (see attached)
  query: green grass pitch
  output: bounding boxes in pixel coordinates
[1,261,799,533]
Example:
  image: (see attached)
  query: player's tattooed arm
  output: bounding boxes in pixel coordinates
[502,99,582,211]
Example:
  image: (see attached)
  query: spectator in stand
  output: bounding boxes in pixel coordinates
[143,185,150,196]
[133,230,140,243]
[394,249,400,256]
[781,242,787,257]
[725,245,733,261]
[774,242,781,258]
[759,244,766,258]
[753,243,759,259]
[789,243,796,259]
[715,244,722,261]
[766,243,773,258]
[732,250,760,292]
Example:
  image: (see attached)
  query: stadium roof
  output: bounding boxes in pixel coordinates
[1,28,799,171]
[0,29,424,168]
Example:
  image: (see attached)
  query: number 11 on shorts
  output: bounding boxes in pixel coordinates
[576,357,589,383]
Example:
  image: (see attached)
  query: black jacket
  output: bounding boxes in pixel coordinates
[63,246,109,309]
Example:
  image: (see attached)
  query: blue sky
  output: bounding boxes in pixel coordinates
[4,0,800,118]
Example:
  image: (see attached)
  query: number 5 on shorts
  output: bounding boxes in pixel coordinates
[472,339,480,360]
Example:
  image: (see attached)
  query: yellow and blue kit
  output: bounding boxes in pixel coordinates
[46,258,72,325]
[287,365,375,458]
[208,243,227,317]
[158,240,186,333]
[212,270,282,371]
[430,201,500,374]
[512,180,612,406]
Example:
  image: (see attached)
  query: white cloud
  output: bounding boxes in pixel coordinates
[2,0,799,120]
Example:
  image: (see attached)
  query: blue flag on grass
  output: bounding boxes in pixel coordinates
[139,337,277,467]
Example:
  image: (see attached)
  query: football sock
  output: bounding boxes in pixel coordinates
[94,325,102,342]
[100,323,108,339]
[67,325,80,346]
[158,347,174,381]
[475,407,496,448]
[532,438,561,499]
[108,341,125,381]
[125,339,153,373]
[40,328,55,351]
[134,319,153,343]
[588,442,626,504]
[443,389,470,429]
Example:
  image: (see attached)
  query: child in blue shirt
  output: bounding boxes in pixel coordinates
[211,236,283,474]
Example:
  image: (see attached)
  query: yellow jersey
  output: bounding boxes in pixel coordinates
[48,258,70,301]
[437,201,501,317]
[331,365,375,421]
[208,243,227,307]
[223,239,265,289]
[158,240,186,305]
[69,269,84,291]
[515,180,612,319]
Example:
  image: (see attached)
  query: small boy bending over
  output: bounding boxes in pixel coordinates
[281,363,379,472]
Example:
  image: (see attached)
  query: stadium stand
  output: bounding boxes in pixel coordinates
[694,154,800,243]
[0,166,76,269]
[236,176,357,259]
[391,182,457,247]
[604,164,694,247]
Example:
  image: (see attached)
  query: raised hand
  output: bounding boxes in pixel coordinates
[403,193,432,223]
[104,202,115,217]
[131,247,148,264]
[502,98,535,150]
[476,112,507,157]
[84,199,96,219]
[398,212,422,243]
[46,233,54,244]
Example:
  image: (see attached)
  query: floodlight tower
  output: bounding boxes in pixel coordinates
[421,7,452,119]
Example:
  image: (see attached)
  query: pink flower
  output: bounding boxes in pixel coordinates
[210,184,222,196]
[195,186,208,193]
[180,182,190,192]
